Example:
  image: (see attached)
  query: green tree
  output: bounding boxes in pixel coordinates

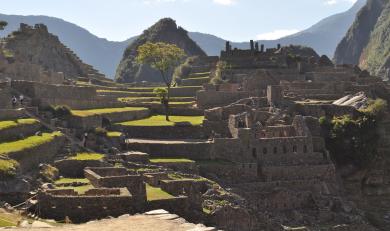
[0,21,7,30]
[136,42,185,121]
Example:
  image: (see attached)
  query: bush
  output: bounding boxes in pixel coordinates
[320,115,379,168]
[53,105,71,119]
[93,127,107,137]
[210,61,228,85]
[360,98,387,118]
[153,87,168,101]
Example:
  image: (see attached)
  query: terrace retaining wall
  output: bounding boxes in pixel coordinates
[0,122,41,142]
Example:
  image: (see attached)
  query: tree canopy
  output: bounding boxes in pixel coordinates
[136,42,185,87]
[0,21,7,30]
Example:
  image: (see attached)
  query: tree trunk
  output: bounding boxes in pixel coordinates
[166,86,170,121]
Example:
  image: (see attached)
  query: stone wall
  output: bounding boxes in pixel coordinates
[54,159,111,178]
[11,80,124,110]
[68,108,150,129]
[126,141,212,161]
[170,86,203,97]
[7,134,65,173]
[154,161,199,174]
[197,90,250,109]
[117,125,207,139]
[0,109,28,120]
[146,196,193,220]
[84,167,146,207]
[0,122,41,143]
[37,188,135,223]
[262,164,336,182]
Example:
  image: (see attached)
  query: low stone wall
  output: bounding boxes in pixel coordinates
[0,122,41,143]
[7,134,65,173]
[0,109,28,120]
[126,141,212,160]
[294,103,359,118]
[84,167,146,206]
[37,188,135,223]
[160,179,208,197]
[68,108,150,129]
[151,106,204,116]
[154,162,199,174]
[143,172,169,187]
[146,196,192,220]
[116,125,207,139]
[54,159,111,178]
[197,90,250,109]
[170,86,202,97]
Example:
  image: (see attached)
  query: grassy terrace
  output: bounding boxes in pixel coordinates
[0,119,39,130]
[106,131,122,138]
[55,178,93,194]
[146,184,174,201]
[116,115,204,126]
[71,107,148,117]
[0,131,63,156]
[68,152,104,161]
[150,158,195,163]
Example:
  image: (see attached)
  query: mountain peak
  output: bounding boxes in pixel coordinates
[115,18,206,83]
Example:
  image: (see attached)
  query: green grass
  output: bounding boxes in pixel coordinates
[0,132,63,156]
[55,178,90,185]
[56,184,94,194]
[71,107,148,117]
[185,76,210,80]
[0,159,19,177]
[106,131,122,137]
[150,158,195,163]
[0,119,39,130]
[117,115,204,127]
[0,213,19,227]
[68,152,104,161]
[146,184,175,201]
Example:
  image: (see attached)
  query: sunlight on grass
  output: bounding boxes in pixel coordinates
[0,119,39,130]
[0,212,19,227]
[55,178,90,184]
[0,132,63,156]
[0,159,19,177]
[106,131,122,137]
[146,184,174,201]
[71,107,148,117]
[117,115,204,126]
[67,153,104,161]
[150,158,195,163]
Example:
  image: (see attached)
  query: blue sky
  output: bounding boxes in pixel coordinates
[1,0,357,41]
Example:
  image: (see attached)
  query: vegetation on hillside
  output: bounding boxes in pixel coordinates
[68,152,104,161]
[0,119,39,131]
[320,98,387,167]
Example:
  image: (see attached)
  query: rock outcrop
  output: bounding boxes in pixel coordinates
[1,23,106,81]
[334,0,390,78]
[115,18,206,83]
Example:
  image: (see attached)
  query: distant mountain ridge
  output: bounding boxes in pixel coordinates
[0,1,366,78]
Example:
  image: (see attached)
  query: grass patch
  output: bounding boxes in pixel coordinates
[0,213,19,227]
[0,132,63,156]
[0,159,19,178]
[71,107,148,117]
[56,185,94,194]
[185,76,210,80]
[0,119,39,130]
[106,131,122,137]
[68,153,104,161]
[150,158,194,163]
[55,178,90,184]
[146,184,175,201]
[117,115,204,127]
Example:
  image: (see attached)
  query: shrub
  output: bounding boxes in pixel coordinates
[53,105,71,119]
[153,87,168,101]
[320,114,379,168]
[360,98,387,118]
[93,127,107,137]
[210,61,228,85]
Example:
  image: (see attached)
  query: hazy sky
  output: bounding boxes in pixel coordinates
[1,0,357,41]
